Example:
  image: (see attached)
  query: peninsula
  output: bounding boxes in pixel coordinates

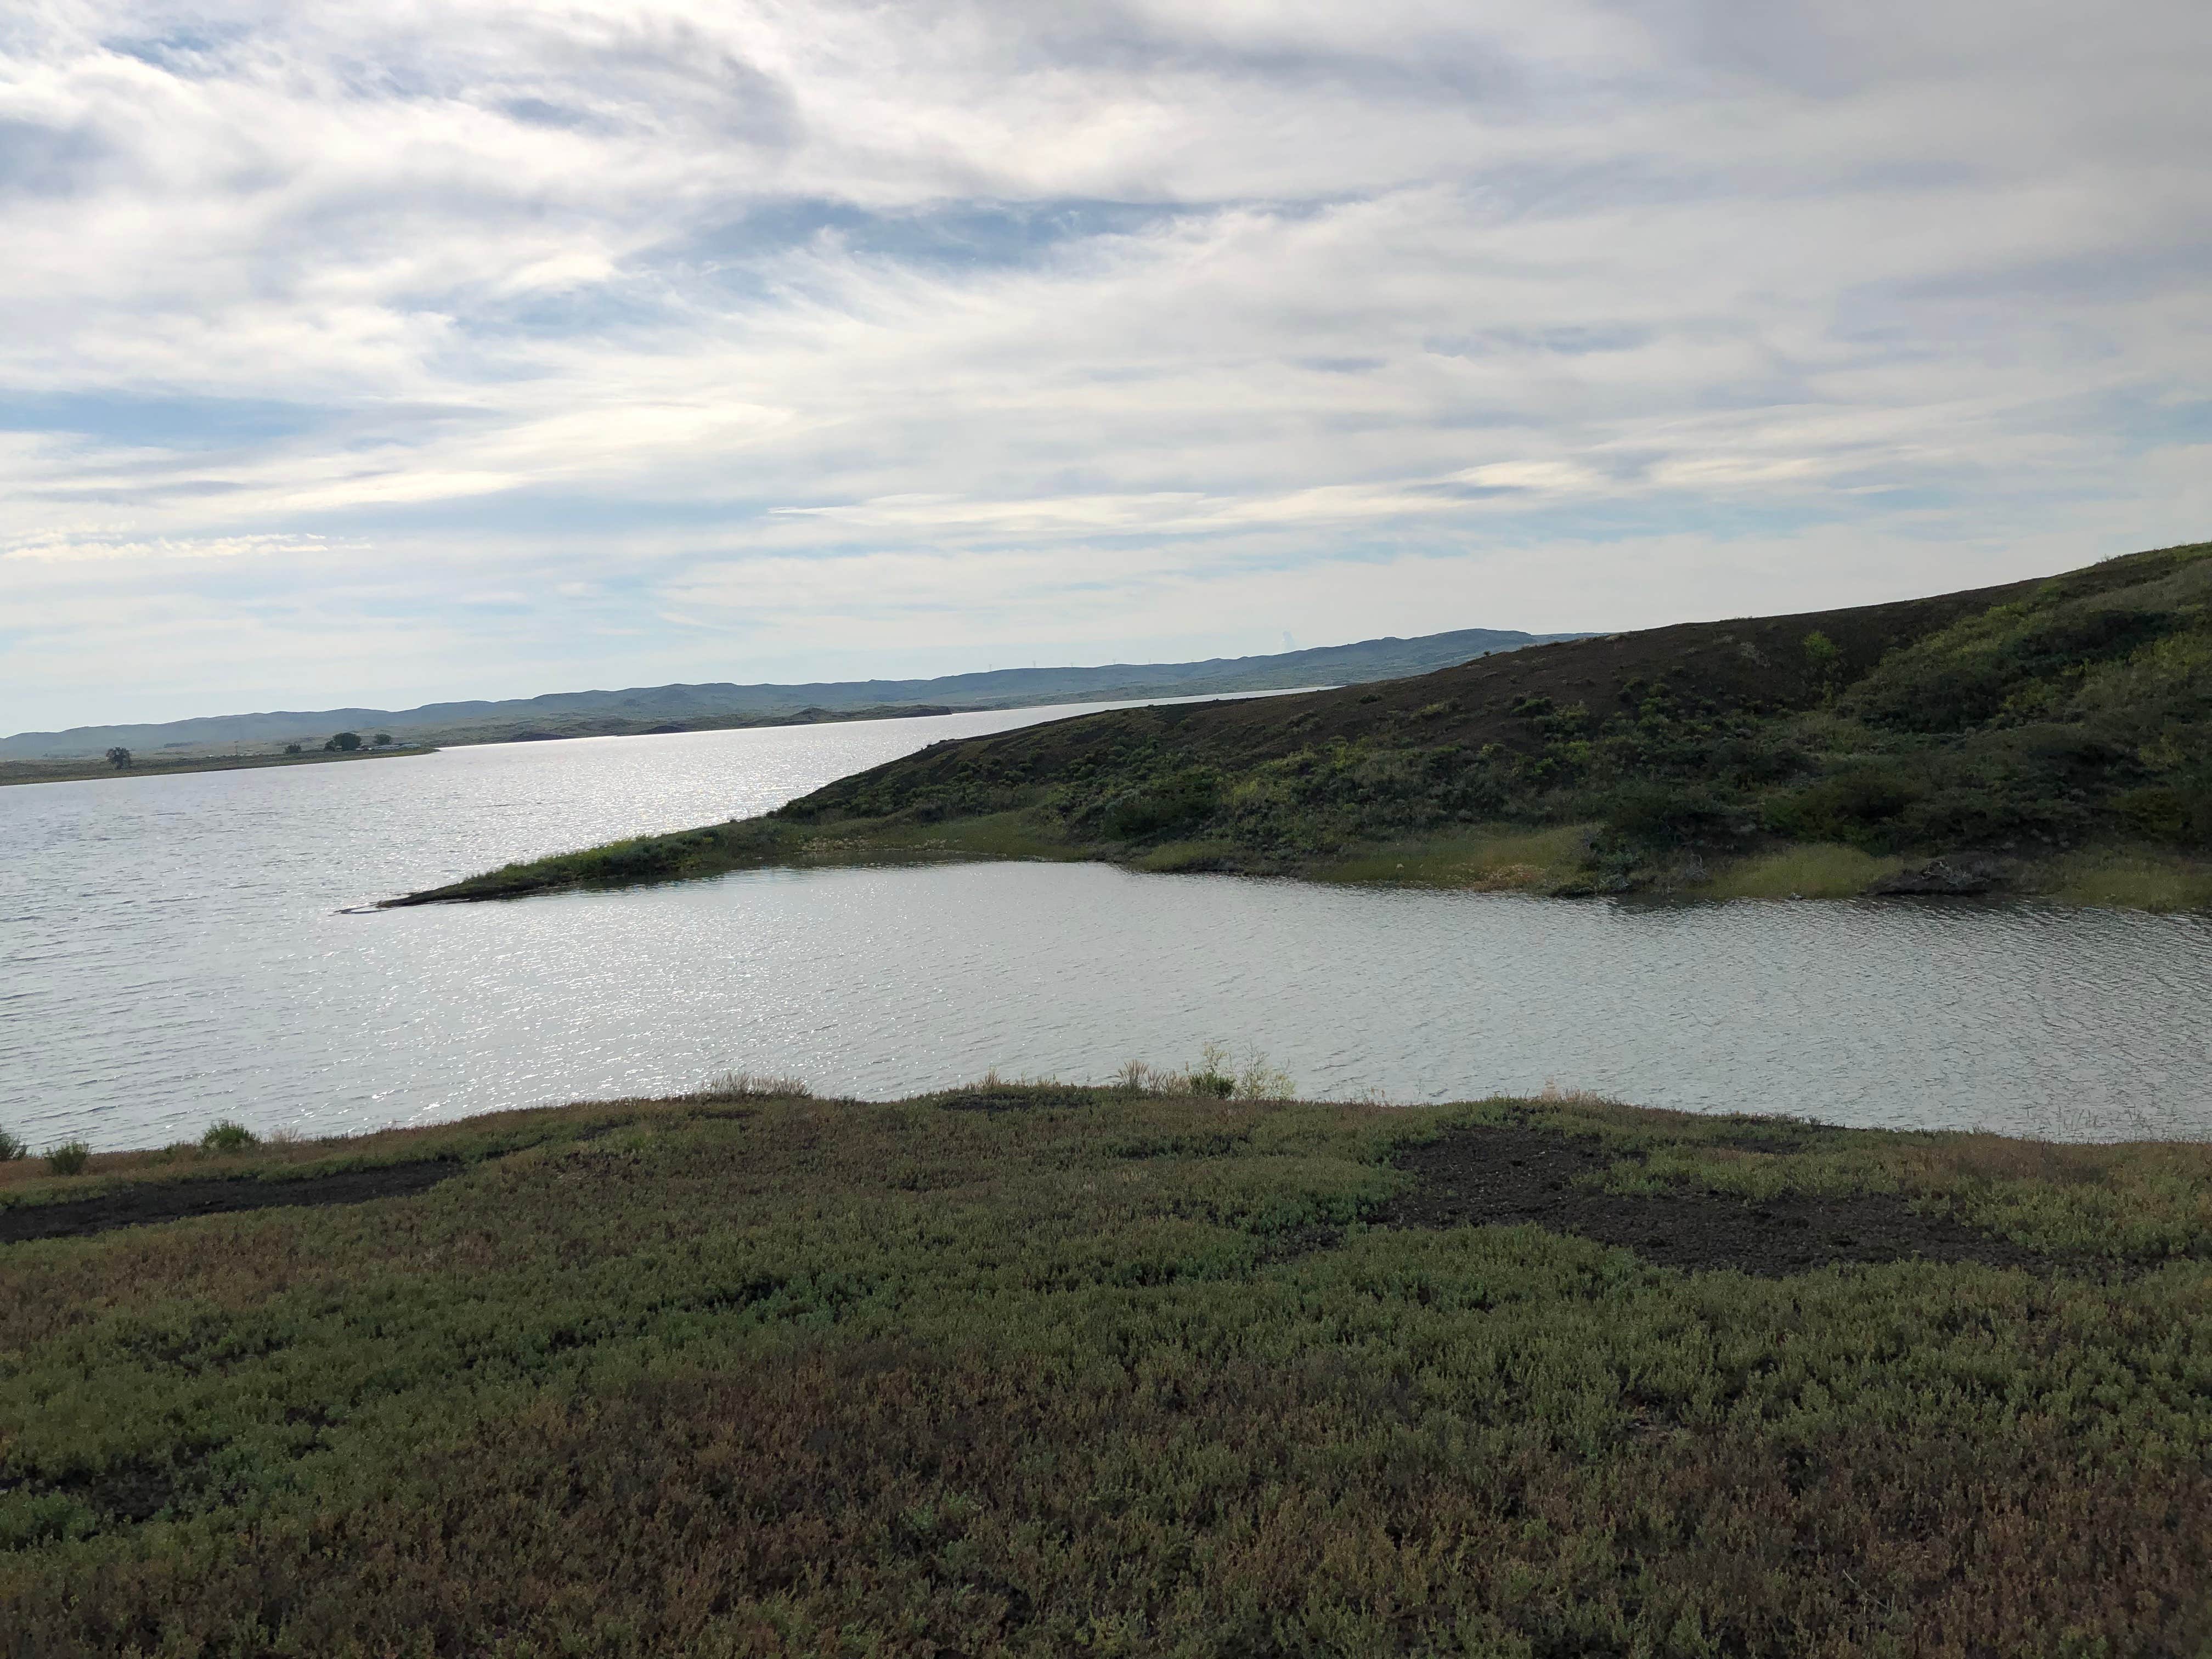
[390,539,2212,912]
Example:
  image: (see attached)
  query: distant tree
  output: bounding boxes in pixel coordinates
[325,731,362,752]
[372,732,393,747]
[284,742,302,755]
[104,746,132,769]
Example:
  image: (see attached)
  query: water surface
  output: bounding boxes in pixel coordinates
[5,708,2209,1147]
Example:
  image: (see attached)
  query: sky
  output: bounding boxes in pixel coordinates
[3,1,2209,732]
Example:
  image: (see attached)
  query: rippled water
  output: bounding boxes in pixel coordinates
[6,705,2210,1148]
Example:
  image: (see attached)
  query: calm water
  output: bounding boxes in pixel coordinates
[5,706,2210,1148]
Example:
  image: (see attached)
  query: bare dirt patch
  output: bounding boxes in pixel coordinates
[0,1160,466,1247]
[1384,1126,2053,1277]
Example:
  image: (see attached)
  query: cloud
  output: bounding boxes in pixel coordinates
[0,0,2207,727]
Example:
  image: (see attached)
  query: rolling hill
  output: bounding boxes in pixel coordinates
[392,540,2212,910]
[1,627,1580,761]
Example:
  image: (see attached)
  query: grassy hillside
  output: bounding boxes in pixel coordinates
[394,540,2212,909]
[4,1081,2210,1655]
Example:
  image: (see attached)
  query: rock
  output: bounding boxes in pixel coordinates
[1870,855,2006,897]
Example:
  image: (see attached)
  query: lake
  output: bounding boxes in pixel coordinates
[5,703,2210,1149]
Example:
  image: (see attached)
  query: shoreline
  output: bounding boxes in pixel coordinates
[0,743,438,788]
[379,808,2212,913]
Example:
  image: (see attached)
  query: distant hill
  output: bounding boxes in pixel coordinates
[1,627,1582,760]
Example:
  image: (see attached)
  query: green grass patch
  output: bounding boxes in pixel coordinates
[5,1086,2210,1654]
[1316,822,1597,889]
[1131,837,1240,872]
[1696,842,1904,900]
[2036,846,2212,912]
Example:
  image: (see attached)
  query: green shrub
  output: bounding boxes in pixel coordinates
[44,1141,90,1176]
[0,1127,24,1160]
[200,1120,261,1153]
[2116,786,2212,848]
[1855,606,2177,733]
[1763,765,1925,845]
[1099,768,1221,840]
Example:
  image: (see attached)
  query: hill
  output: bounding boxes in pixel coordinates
[0,627,1578,760]
[390,540,2212,910]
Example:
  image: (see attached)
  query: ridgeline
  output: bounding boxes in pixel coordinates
[390,540,2212,910]
[3,625,1577,761]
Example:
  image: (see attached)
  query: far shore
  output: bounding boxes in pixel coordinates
[0,743,438,788]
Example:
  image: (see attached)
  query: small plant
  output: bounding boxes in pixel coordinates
[45,1141,90,1176]
[1233,1047,1295,1101]
[1187,1040,1237,1098]
[0,1127,25,1160]
[1113,1059,1170,1096]
[284,742,302,755]
[700,1070,812,1101]
[201,1120,261,1153]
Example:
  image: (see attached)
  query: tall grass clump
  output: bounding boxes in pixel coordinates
[200,1120,260,1153]
[701,1070,813,1101]
[0,1127,24,1161]
[1115,1042,1295,1101]
[43,1141,89,1176]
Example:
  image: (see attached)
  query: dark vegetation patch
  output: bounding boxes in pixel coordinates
[929,1084,1104,1115]
[0,1159,465,1246]
[12,1345,2210,1657]
[8,1091,2212,1655]
[1385,1126,2056,1276]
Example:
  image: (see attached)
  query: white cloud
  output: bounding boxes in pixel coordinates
[0,0,2207,726]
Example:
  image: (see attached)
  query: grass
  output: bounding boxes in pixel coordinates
[1694,843,1905,901]
[1315,823,1598,890]
[383,811,1086,906]
[4,1084,2211,1655]
[2034,845,2212,912]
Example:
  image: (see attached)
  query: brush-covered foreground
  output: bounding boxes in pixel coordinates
[4,1085,2210,1656]
[392,540,2212,910]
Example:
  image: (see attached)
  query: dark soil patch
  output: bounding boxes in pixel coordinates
[1383,1127,2051,1277]
[1252,1222,1344,1265]
[1702,1128,1835,1156]
[0,1160,467,1247]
